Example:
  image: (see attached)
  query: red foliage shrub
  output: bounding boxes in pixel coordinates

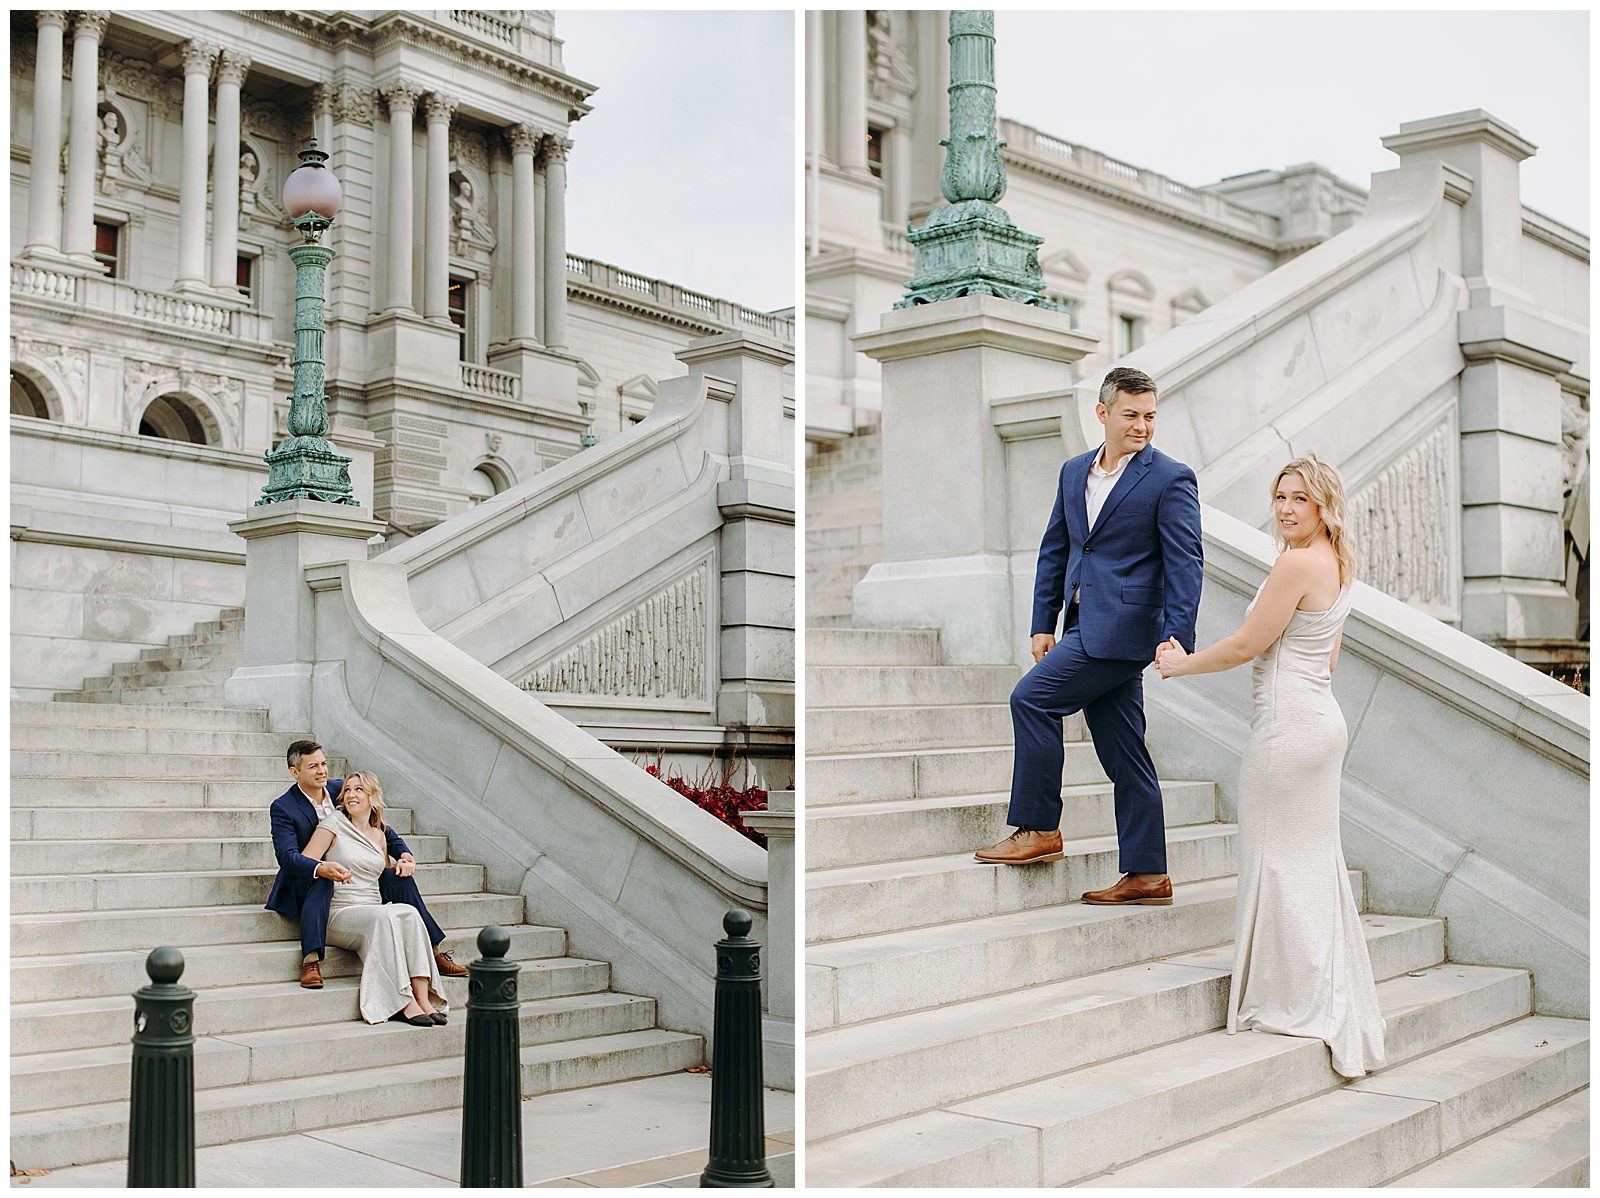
[640,754,768,847]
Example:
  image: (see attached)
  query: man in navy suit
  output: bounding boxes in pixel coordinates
[975,367,1204,906]
[266,739,467,987]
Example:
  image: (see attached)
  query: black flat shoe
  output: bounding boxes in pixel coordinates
[389,1011,435,1027]
[429,1011,448,1025]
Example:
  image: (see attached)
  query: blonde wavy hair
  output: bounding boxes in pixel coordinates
[1271,453,1358,586]
[340,770,387,831]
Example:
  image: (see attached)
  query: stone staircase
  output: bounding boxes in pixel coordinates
[803,625,1590,1187]
[806,431,882,628]
[11,614,703,1173]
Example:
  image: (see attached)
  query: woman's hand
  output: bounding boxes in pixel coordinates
[1157,641,1189,679]
[395,857,416,878]
[315,861,353,883]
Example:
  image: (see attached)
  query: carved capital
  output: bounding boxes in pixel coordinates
[179,38,218,77]
[381,80,422,116]
[541,134,572,165]
[309,82,335,118]
[72,10,110,40]
[424,91,458,125]
[36,10,70,32]
[506,122,542,155]
[215,49,251,88]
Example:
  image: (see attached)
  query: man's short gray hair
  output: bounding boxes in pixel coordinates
[1099,366,1158,407]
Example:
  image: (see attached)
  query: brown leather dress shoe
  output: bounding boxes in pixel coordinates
[974,828,1064,865]
[299,959,324,988]
[434,949,468,978]
[1081,874,1173,905]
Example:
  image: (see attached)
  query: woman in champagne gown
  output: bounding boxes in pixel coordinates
[302,771,448,1027]
[1156,454,1385,1078]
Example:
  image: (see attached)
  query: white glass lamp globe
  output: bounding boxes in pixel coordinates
[282,150,343,221]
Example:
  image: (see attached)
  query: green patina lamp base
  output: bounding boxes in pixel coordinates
[896,200,1063,309]
[256,435,358,506]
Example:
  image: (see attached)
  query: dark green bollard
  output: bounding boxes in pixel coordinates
[127,947,195,1188]
[700,908,773,1188]
[460,925,522,1187]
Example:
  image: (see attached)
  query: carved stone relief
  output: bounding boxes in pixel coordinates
[518,560,711,702]
[14,338,88,419]
[1350,422,1454,610]
[866,10,917,99]
[450,169,497,256]
[96,97,152,194]
[333,83,378,128]
[238,137,288,231]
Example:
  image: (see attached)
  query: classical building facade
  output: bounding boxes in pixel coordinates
[10,9,794,697]
[805,9,1587,657]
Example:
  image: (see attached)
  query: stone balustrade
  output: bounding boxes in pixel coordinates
[12,260,271,345]
[10,262,82,304]
[565,251,795,341]
[459,361,520,401]
[445,8,517,46]
[126,286,236,335]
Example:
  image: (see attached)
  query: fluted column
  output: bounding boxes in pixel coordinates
[382,82,420,312]
[174,38,217,287]
[210,50,250,291]
[836,9,868,174]
[23,11,69,258]
[62,10,110,262]
[541,135,570,350]
[423,91,457,321]
[507,123,541,344]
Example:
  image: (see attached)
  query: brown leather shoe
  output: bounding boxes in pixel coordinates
[974,828,1064,865]
[434,949,468,978]
[299,959,324,988]
[1081,874,1173,905]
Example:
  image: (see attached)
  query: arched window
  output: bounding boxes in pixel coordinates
[10,371,51,419]
[139,394,210,445]
[467,463,510,506]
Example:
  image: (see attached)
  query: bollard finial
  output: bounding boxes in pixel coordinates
[722,907,753,939]
[477,924,511,959]
[146,947,185,985]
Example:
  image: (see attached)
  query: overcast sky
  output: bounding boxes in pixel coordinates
[554,11,795,314]
[995,10,1589,232]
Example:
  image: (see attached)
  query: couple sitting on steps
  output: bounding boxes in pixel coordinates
[266,740,468,1028]
[975,366,1386,1078]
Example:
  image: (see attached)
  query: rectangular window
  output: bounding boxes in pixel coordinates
[1119,314,1140,355]
[92,220,121,278]
[448,276,469,361]
[236,254,256,300]
[866,125,884,180]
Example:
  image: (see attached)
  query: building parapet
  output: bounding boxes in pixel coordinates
[566,253,795,344]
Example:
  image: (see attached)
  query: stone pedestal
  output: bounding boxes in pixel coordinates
[226,500,383,729]
[851,296,1093,663]
[486,340,582,416]
[365,310,463,391]
[742,788,795,1088]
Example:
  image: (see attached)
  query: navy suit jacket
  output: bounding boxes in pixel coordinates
[264,778,412,918]
[1030,443,1204,660]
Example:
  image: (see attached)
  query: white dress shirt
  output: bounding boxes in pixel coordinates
[1086,446,1136,531]
[298,784,336,822]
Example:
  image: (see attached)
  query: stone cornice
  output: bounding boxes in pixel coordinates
[1523,208,1590,262]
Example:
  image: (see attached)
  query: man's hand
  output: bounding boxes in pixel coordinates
[1031,633,1057,664]
[315,861,353,883]
[1152,636,1181,670]
[1157,641,1189,679]
[395,854,416,879]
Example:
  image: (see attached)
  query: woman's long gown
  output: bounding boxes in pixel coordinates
[321,810,449,1025]
[1227,581,1386,1077]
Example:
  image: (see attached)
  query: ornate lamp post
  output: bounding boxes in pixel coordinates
[257,140,359,505]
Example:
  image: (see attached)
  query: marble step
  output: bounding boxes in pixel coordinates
[11,750,339,782]
[1083,1004,1578,1187]
[13,805,415,842]
[805,958,1530,1146]
[807,591,853,620]
[805,627,941,668]
[806,664,1022,709]
[809,703,1086,755]
[9,701,270,733]
[11,889,517,957]
[11,833,450,877]
[137,627,240,654]
[806,823,1238,944]
[12,861,487,915]
[58,688,232,706]
[120,644,242,673]
[78,666,236,693]
[806,969,1548,1187]
[806,742,1110,808]
[805,874,1387,1031]
[1386,1087,1589,1187]
[14,954,610,1056]
[13,990,661,1113]
[806,781,1217,870]
[9,1028,703,1172]
[13,918,552,1003]
[9,723,301,755]
[13,777,324,808]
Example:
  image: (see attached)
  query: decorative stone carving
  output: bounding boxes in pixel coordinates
[310,82,334,120]
[1560,390,1589,514]
[96,99,151,193]
[1350,422,1454,610]
[333,83,378,127]
[238,139,288,231]
[216,49,250,87]
[518,561,711,702]
[505,122,542,155]
[101,50,169,113]
[450,170,496,255]
[242,94,297,143]
[424,91,458,125]
[16,338,88,411]
[451,128,489,170]
[73,11,110,41]
[866,10,916,99]
[382,81,422,116]
[179,39,218,77]
[540,134,572,165]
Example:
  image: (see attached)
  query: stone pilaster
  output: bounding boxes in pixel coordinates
[62,10,111,264]
[210,50,251,292]
[381,81,421,313]
[422,91,458,321]
[174,37,218,288]
[22,11,69,259]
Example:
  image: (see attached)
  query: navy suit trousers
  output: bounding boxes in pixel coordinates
[300,870,446,959]
[1008,609,1168,874]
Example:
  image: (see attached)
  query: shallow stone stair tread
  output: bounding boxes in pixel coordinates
[1384,1087,1590,1187]
[9,701,272,731]
[804,781,1216,825]
[13,805,415,840]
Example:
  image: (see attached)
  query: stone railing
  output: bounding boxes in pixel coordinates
[881,221,913,258]
[126,286,236,335]
[566,252,796,343]
[11,261,83,304]
[12,261,271,345]
[460,361,520,401]
[446,7,518,45]
[1000,118,1282,239]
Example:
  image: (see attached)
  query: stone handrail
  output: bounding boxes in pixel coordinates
[1144,506,1588,1016]
[301,555,767,1048]
[460,361,520,400]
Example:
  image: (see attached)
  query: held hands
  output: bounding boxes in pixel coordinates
[395,853,416,879]
[316,861,353,884]
[1031,633,1057,664]
[1156,638,1188,679]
